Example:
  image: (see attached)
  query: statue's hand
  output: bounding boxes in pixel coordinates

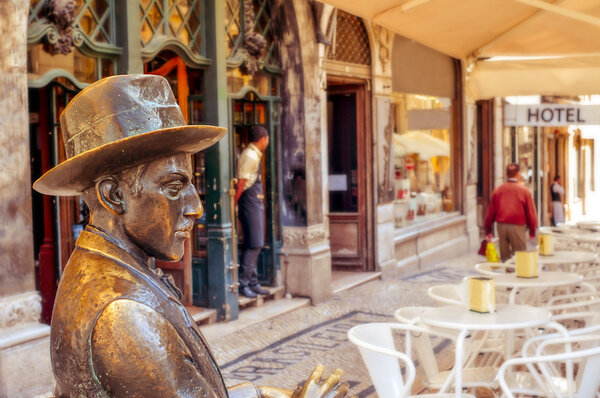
[291,365,353,398]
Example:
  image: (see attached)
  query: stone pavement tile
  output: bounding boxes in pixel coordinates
[210,253,485,396]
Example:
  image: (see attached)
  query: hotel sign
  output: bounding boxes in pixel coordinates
[504,104,600,126]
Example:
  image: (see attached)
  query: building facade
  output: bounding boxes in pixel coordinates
[0,1,475,395]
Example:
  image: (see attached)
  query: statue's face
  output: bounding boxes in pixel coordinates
[121,153,201,261]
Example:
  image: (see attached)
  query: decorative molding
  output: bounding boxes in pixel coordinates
[44,0,77,55]
[141,37,211,67]
[0,292,42,329]
[372,24,392,74]
[378,101,395,202]
[239,0,267,76]
[283,225,328,248]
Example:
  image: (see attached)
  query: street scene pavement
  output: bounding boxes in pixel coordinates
[206,253,484,397]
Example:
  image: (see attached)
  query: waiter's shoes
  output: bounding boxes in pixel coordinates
[239,286,258,298]
[250,284,270,295]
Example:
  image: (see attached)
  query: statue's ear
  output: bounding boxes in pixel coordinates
[96,177,125,215]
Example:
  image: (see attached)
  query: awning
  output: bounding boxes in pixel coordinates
[318,0,600,98]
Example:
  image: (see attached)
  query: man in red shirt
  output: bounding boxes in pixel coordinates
[484,163,538,262]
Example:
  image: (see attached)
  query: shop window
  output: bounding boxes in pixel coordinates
[140,0,205,57]
[29,0,117,46]
[327,10,371,65]
[392,94,453,228]
[28,0,118,84]
[227,68,271,96]
[28,43,114,84]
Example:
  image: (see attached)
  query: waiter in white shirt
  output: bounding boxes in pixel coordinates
[235,126,270,298]
[551,175,565,225]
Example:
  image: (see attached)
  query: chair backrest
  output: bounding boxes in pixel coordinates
[498,331,600,398]
[427,282,467,306]
[348,323,415,398]
[394,306,433,324]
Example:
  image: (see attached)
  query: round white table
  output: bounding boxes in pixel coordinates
[492,271,583,304]
[576,220,600,231]
[421,305,552,396]
[573,232,600,244]
[508,250,596,266]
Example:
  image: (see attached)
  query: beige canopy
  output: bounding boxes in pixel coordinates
[318,0,600,98]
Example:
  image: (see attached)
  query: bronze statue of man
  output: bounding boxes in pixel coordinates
[34,75,350,398]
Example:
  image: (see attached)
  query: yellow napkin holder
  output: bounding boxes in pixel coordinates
[469,277,495,313]
[516,251,538,278]
[538,234,554,256]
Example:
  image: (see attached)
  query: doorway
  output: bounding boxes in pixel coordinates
[29,79,82,323]
[327,83,373,271]
[230,91,280,286]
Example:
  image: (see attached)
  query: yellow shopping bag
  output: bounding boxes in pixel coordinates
[485,242,500,263]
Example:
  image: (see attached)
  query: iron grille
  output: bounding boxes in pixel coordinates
[75,0,114,44]
[225,0,280,69]
[328,10,371,65]
[140,0,204,56]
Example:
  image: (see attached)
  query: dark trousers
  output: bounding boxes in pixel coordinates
[238,192,264,288]
[496,222,527,262]
[240,247,261,288]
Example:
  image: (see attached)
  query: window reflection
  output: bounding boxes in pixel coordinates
[28,43,113,84]
[392,93,454,228]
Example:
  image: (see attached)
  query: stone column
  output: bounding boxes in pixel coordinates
[465,97,481,251]
[0,1,53,396]
[370,24,396,278]
[275,0,331,303]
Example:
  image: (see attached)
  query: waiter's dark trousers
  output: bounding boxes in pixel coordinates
[238,186,265,288]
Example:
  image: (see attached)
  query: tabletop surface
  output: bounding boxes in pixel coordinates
[508,250,596,264]
[492,271,582,288]
[421,304,551,331]
[573,233,600,243]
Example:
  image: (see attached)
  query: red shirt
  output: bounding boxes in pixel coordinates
[484,180,538,236]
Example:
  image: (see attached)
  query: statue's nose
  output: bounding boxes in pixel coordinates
[183,185,202,219]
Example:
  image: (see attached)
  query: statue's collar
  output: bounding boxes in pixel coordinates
[76,226,151,272]
[76,226,183,300]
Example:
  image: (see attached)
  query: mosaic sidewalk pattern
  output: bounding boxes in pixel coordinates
[210,253,484,396]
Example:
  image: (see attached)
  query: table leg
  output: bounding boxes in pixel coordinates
[453,329,469,397]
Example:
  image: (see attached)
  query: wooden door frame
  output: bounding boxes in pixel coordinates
[327,80,374,272]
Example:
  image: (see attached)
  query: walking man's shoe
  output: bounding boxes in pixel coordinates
[240,286,258,298]
[250,284,269,295]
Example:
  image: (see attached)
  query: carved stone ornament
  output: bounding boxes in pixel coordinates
[372,24,392,73]
[45,0,77,55]
[0,292,42,329]
[283,225,328,247]
[378,102,395,202]
[240,0,267,75]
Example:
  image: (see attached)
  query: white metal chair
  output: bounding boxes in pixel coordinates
[348,322,491,396]
[496,331,600,397]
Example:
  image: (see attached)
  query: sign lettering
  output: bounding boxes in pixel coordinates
[505,104,600,126]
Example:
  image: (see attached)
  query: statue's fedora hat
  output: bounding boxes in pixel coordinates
[33,74,225,196]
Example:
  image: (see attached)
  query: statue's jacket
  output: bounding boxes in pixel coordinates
[51,226,249,398]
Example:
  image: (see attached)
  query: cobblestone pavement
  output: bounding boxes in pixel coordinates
[209,253,485,397]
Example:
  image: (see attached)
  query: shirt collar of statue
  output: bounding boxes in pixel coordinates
[77,225,183,300]
[248,142,263,159]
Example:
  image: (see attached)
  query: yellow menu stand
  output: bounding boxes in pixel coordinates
[516,251,538,278]
[469,277,496,313]
[538,234,554,256]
